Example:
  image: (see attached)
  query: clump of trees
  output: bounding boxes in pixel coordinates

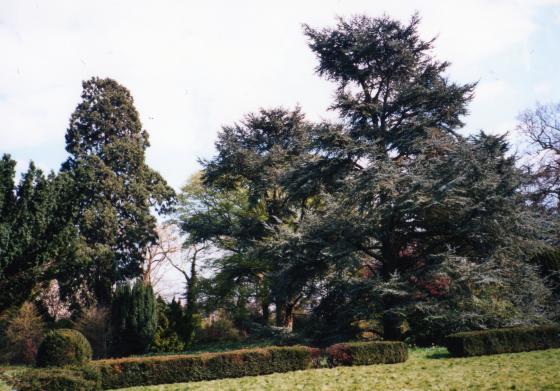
[0,12,559,364]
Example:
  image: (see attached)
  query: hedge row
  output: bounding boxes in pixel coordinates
[94,345,320,389]
[8,341,409,390]
[326,341,408,367]
[12,366,101,391]
[445,325,560,357]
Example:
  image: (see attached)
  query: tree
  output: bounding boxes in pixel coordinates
[110,280,157,356]
[193,108,318,330]
[518,102,560,212]
[60,77,176,306]
[0,155,76,312]
[142,223,181,293]
[289,14,552,341]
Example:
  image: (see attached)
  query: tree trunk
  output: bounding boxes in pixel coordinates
[275,299,294,331]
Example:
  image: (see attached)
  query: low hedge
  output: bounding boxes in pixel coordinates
[94,345,320,389]
[326,341,408,367]
[11,366,101,391]
[445,325,560,357]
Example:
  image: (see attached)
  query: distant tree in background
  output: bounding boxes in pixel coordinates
[110,280,157,356]
[60,78,176,307]
[142,223,181,294]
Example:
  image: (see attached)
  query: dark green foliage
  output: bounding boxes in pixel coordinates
[36,329,92,367]
[95,345,319,389]
[445,325,560,357]
[60,77,175,306]
[532,248,560,279]
[0,155,76,311]
[287,14,553,342]
[110,281,158,356]
[326,341,408,367]
[13,366,101,391]
[151,297,185,353]
[185,108,318,329]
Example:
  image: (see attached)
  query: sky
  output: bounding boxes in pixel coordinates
[2,0,560,190]
[2,0,560,298]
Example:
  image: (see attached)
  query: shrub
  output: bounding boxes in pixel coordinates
[74,307,110,359]
[0,302,44,365]
[94,345,319,389]
[326,341,408,367]
[195,317,242,344]
[36,329,92,367]
[111,281,157,356]
[12,366,101,391]
[445,324,560,357]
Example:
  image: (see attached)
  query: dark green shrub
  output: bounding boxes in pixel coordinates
[36,329,92,367]
[94,345,319,389]
[445,324,560,357]
[13,365,101,391]
[326,341,408,367]
[111,281,158,356]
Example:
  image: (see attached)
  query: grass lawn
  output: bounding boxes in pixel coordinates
[114,347,560,391]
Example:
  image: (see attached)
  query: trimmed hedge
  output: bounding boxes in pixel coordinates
[326,341,408,367]
[12,366,101,391]
[36,329,92,367]
[445,325,560,357]
[94,345,320,389]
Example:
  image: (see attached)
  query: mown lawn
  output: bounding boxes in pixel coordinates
[114,347,560,391]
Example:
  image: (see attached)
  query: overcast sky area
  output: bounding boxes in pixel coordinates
[2,0,560,192]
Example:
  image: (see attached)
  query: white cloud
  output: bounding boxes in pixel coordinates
[0,0,558,188]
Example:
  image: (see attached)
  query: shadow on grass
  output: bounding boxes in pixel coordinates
[426,351,451,359]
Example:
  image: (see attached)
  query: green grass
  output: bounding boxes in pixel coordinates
[113,347,560,390]
[0,365,27,391]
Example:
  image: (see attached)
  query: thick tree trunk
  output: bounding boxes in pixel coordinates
[275,299,295,331]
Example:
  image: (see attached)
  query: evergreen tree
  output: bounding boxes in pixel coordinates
[60,77,175,306]
[192,108,317,329]
[110,280,157,356]
[0,155,76,311]
[289,14,552,341]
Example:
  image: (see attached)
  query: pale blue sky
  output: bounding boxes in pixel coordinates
[2,0,560,190]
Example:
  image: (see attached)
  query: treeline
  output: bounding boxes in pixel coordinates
[1,13,559,362]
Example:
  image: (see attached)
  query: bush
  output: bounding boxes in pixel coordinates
[94,345,319,389]
[326,341,408,367]
[36,329,92,367]
[12,366,101,391]
[74,307,110,359]
[0,302,44,365]
[445,324,560,357]
[195,317,243,344]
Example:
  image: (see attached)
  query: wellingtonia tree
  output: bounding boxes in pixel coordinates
[288,14,553,342]
[60,77,175,306]
[0,154,77,312]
